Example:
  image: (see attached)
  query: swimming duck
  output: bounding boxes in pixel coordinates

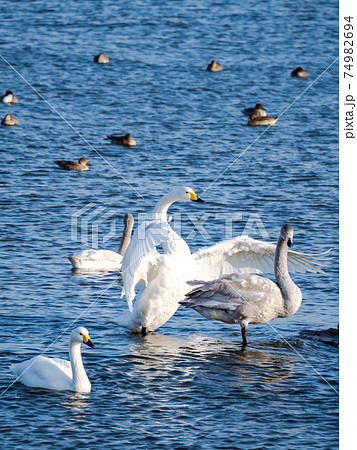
[247,113,278,126]
[207,60,223,72]
[180,225,302,346]
[1,90,19,104]
[11,326,95,393]
[243,103,267,117]
[94,52,110,64]
[106,133,136,147]
[1,114,19,126]
[291,67,308,77]
[54,157,90,172]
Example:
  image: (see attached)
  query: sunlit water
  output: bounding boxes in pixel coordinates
[1,0,338,448]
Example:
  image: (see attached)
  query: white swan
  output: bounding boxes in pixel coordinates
[115,188,328,335]
[180,224,302,346]
[68,213,134,271]
[11,326,95,393]
[117,186,204,333]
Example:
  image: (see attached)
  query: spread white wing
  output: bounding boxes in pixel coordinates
[121,220,171,310]
[193,235,331,279]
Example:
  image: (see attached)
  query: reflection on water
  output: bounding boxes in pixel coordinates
[123,332,301,391]
[70,270,120,281]
[61,393,90,413]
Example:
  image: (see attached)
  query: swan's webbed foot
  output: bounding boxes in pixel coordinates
[141,327,147,337]
[241,325,248,347]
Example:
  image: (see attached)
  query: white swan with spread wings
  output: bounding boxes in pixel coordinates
[115,187,328,335]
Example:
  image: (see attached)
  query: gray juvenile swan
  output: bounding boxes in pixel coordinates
[180,224,302,346]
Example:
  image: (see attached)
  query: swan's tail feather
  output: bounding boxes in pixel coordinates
[67,256,80,268]
[110,313,141,332]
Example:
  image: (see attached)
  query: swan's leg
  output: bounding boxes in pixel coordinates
[141,327,147,337]
[241,325,248,346]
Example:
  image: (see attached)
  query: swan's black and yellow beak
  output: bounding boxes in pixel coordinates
[86,339,95,348]
[287,238,293,248]
[82,334,96,348]
[189,192,205,203]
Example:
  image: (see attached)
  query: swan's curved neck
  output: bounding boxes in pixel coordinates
[274,238,301,313]
[69,342,90,392]
[118,215,134,255]
[274,237,289,288]
[153,192,177,221]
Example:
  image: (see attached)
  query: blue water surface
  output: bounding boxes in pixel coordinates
[0,0,338,448]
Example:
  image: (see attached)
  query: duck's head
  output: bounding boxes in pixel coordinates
[280,224,294,248]
[5,90,13,96]
[71,326,95,348]
[78,158,89,165]
[125,133,131,139]
[292,67,308,76]
[249,113,260,120]
[255,103,264,110]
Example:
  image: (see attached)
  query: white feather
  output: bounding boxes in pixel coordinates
[114,188,329,334]
[121,220,171,311]
[194,235,330,278]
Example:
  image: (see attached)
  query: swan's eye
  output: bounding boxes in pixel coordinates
[79,332,82,335]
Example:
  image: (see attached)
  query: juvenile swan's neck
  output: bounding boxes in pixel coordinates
[118,214,134,256]
[153,192,177,221]
[274,238,302,315]
[69,342,91,393]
